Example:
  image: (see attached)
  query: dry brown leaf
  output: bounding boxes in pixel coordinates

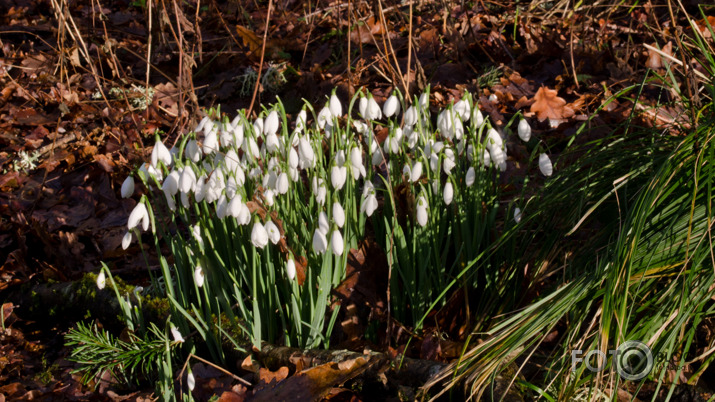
[530,86,574,121]
[235,26,263,54]
[258,366,289,385]
[646,41,672,70]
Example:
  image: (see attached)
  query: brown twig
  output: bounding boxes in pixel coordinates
[247,0,274,118]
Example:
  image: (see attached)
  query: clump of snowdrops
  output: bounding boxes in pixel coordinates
[102,86,555,360]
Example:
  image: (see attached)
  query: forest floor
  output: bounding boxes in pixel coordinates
[0,0,713,400]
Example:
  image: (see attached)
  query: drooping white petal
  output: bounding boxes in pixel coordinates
[331,229,344,256]
[264,110,279,137]
[312,228,328,254]
[318,211,329,235]
[333,202,345,228]
[317,106,332,129]
[194,265,204,288]
[466,166,476,186]
[410,161,423,183]
[416,196,428,227]
[404,106,418,127]
[329,93,343,117]
[96,270,106,290]
[265,220,281,245]
[443,182,454,205]
[250,221,269,249]
[454,99,470,121]
[151,138,172,168]
[122,231,132,250]
[367,97,382,120]
[203,128,219,155]
[253,117,264,138]
[286,257,296,280]
[518,119,531,142]
[128,202,148,230]
[514,207,522,223]
[486,128,503,151]
[171,326,185,343]
[330,165,347,190]
[185,139,202,163]
[121,176,135,198]
[187,372,196,391]
[383,94,400,118]
[538,153,553,177]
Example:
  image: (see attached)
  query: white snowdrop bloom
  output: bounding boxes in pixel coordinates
[267,157,280,172]
[443,148,456,174]
[486,128,503,150]
[514,207,522,223]
[416,196,428,227]
[276,172,289,194]
[384,134,400,155]
[419,92,429,110]
[404,106,418,127]
[454,99,470,121]
[202,119,215,137]
[431,141,445,154]
[121,231,132,250]
[139,162,163,182]
[467,144,475,162]
[203,128,219,155]
[318,211,329,235]
[443,181,454,205]
[262,170,278,191]
[403,163,411,179]
[253,117,264,138]
[179,166,196,194]
[265,220,280,245]
[472,108,484,128]
[192,224,203,247]
[264,110,279,137]
[219,128,234,148]
[490,146,507,172]
[236,204,251,225]
[518,119,531,142]
[264,189,275,206]
[410,161,423,183]
[383,94,400,118]
[265,133,280,154]
[231,124,245,148]
[224,150,241,176]
[96,270,106,290]
[329,93,342,117]
[331,229,344,256]
[162,170,179,196]
[247,166,262,180]
[331,165,347,190]
[230,113,242,128]
[288,147,299,169]
[250,221,269,249]
[171,326,185,343]
[482,149,492,167]
[194,265,204,288]
[359,96,369,120]
[432,178,440,194]
[286,257,296,281]
[227,196,243,218]
[353,120,369,134]
[195,116,210,133]
[466,166,476,187]
[128,202,148,231]
[185,139,202,163]
[298,137,315,167]
[151,138,172,168]
[187,371,196,391]
[429,152,440,174]
[312,228,328,254]
[333,201,345,228]
[348,146,366,179]
[121,176,134,198]
[295,109,307,133]
[437,109,456,140]
[205,171,225,204]
[216,195,228,219]
[317,106,332,129]
[361,182,378,217]
[288,167,300,182]
[488,94,498,103]
[316,182,327,206]
[539,153,553,177]
[367,96,382,120]
[242,136,259,161]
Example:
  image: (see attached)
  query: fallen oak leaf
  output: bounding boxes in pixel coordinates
[530,86,574,122]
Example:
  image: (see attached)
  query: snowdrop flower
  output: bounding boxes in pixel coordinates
[286,256,296,281]
[276,172,289,194]
[179,166,196,194]
[318,211,330,235]
[410,161,423,183]
[96,270,106,290]
[231,124,245,148]
[404,106,418,127]
[151,138,172,168]
[265,220,280,245]
[236,204,251,225]
[265,133,280,154]
[432,178,440,194]
[416,195,428,227]
[139,162,163,182]
[482,149,491,167]
[490,146,507,172]
[317,106,332,129]
[202,119,215,136]
[353,120,369,134]
[192,224,203,247]
[128,202,149,231]
[486,128,503,150]
[187,372,196,391]
[171,326,185,343]
[330,164,347,190]
[361,181,378,217]
[253,117,264,138]
[219,128,234,148]
[539,153,553,177]
[298,137,315,167]
[204,172,224,204]
[242,136,260,160]
[312,228,328,254]
[288,147,299,169]
[250,220,269,249]
[514,207,522,223]
[443,181,454,205]
[518,119,531,142]
[369,96,382,120]
[121,176,134,198]
[195,116,210,133]
[312,177,327,205]
[488,93,498,102]
[443,148,456,174]
[454,99,470,121]
[383,93,400,118]
[185,139,202,163]
[264,110,279,137]
[295,109,307,133]
[370,139,384,166]
[122,231,132,250]
[333,201,345,228]
[203,128,219,155]
[329,93,342,117]
[348,146,366,179]
[216,195,228,219]
[472,108,484,128]
[419,92,429,110]
[466,166,476,187]
[264,189,275,206]
[404,126,419,149]
[194,265,204,288]
[331,229,344,256]
[227,196,243,218]
[437,109,456,140]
